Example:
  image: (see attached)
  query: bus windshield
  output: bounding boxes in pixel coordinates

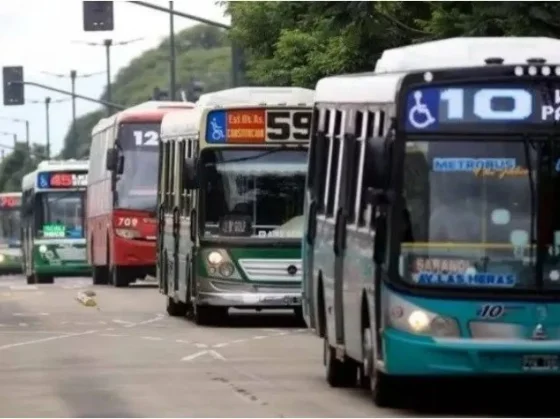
[0,208,21,246]
[115,122,160,213]
[37,191,85,239]
[201,148,307,239]
[400,140,540,291]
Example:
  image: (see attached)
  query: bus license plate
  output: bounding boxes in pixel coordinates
[522,355,559,371]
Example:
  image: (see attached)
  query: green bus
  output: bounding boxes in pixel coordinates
[21,159,90,284]
[158,87,314,325]
[0,192,23,274]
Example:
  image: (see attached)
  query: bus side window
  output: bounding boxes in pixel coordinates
[345,110,364,225]
[313,108,329,212]
[324,110,343,218]
[167,141,176,212]
[162,141,171,212]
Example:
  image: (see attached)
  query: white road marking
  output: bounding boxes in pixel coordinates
[141,336,163,341]
[112,319,135,327]
[181,350,226,362]
[175,339,190,344]
[194,343,208,349]
[18,323,28,327]
[99,333,127,337]
[9,285,38,291]
[0,329,97,351]
[123,314,164,328]
[252,335,267,340]
[213,342,231,348]
[13,312,49,317]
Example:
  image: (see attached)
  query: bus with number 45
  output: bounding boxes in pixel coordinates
[0,192,23,274]
[159,87,314,325]
[303,37,560,407]
[87,101,194,287]
[21,159,89,284]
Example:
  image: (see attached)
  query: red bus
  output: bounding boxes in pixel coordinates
[87,101,195,287]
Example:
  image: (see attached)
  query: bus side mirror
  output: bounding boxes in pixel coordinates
[106,149,117,171]
[183,158,198,189]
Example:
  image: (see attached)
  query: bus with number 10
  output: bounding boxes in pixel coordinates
[87,101,195,287]
[303,37,560,407]
[159,87,314,325]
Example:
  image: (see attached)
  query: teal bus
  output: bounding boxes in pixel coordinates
[303,37,560,407]
[158,87,314,325]
[21,159,90,284]
[0,192,23,274]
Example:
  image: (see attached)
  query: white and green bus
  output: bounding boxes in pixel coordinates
[21,159,90,284]
[0,192,23,274]
[158,87,314,325]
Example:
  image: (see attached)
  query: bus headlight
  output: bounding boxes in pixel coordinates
[219,262,234,277]
[39,245,47,253]
[0,254,5,263]
[207,251,224,265]
[203,249,241,280]
[387,294,460,338]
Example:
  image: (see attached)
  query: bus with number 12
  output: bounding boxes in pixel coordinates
[87,101,195,287]
[0,192,23,274]
[21,159,89,284]
[304,37,560,407]
[159,87,314,325]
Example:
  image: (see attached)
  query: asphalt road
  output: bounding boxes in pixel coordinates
[0,274,557,417]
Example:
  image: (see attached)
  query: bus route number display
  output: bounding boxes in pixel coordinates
[206,109,312,144]
[38,172,88,189]
[0,196,20,208]
[404,84,560,133]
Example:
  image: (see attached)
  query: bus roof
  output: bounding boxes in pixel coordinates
[375,37,560,73]
[316,37,560,104]
[160,108,200,140]
[91,100,196,134]
[22,159,89,191]
[196,87,315,108]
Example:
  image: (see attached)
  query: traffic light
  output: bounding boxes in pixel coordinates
[3,66,24,106]
[83,1,114,31]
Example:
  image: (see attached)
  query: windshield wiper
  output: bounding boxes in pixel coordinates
[523,135,537,282]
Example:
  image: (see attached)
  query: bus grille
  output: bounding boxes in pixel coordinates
[237,259,302,282]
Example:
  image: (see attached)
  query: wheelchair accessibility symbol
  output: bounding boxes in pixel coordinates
[408,91,436,129]
[210,117,225,141]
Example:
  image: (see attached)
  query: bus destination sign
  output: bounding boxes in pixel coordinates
[0,196,20,208]
[404,83,560,133]
[37,171,88,189]
[206,109,312,144]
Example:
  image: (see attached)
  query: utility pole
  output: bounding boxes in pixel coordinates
[0,117,30,149]
[70,70,77,140]
[104,38,112,114]
[169,1,176,100]
[45,97,51,159]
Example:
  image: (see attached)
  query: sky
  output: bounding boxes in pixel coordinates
[0,0,230,156]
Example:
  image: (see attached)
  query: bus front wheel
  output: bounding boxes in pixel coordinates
[362,326,397,407]
[324,334,357,388]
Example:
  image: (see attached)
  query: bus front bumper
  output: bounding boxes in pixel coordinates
[196,276,301,308]
[384,328,560,376]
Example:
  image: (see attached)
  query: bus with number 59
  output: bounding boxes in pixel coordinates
[159,87,314,325]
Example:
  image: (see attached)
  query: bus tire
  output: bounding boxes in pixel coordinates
[363,326,397,407]
[293,306,306,326]
[26,274,35,285]
[111,266,130,288]
[166,296,187,317]
[194,305,228,326]
[92,266,109,285]
[324,334,357,388]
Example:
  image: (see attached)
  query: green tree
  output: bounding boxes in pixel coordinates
[0,143,47,192]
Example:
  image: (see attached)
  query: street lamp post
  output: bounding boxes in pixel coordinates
[45,97,51,159]
[169,1,176,100]
[0,131,17,148]
[72,38,143,115]
[0,116,29,149]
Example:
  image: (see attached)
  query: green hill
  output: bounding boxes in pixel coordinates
[59,24,232,159]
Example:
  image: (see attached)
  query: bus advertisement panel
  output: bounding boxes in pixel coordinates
[0,192,22,274]
[88,101,195,287]
[21,160,89,284]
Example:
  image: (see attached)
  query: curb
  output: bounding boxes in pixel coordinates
[76,290,97,307]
